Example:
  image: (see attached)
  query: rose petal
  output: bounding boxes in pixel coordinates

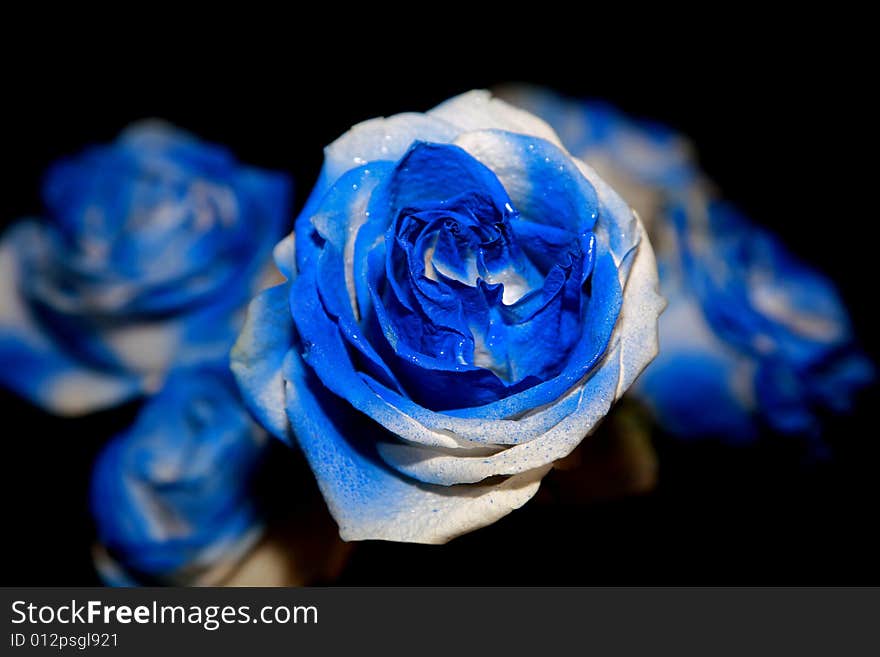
[429,90,564,148]
[321,113,460,195]
[231,284,295,442]
[283,348,550,544]
[376,345,620,484]
[454,130,599,232]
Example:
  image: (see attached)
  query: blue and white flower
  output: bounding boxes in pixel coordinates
[641,199,874,442]
[0,122,291,415]
[232,90,664,544]
[499,85,874,442]
[91,366,268,585]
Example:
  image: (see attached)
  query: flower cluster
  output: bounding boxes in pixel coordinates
[1,87,872,585]
[0,123,290,583]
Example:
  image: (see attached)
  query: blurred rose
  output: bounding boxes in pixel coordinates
[498,85,873,444]
[0,122,290,415]
[91,366,268,586]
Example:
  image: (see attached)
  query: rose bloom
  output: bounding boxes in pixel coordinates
[233,91,664,544]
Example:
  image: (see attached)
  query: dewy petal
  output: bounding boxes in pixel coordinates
[431,248,623,421]
[308,163,395,321]
[298,163,396,322]
[321,113,460,194]
[292,265,484,450]
[360,145,634,420]
[317,242,403,392]
[230,284,295,442]
[429,90,565,148]
[376,223,663,485]
[0,223,142,415]
[383,142,513,218]
[358,371,584,446]
[572,157,641,276]
[355,139,607,405]
[454,130,599,233]
[496,85,699,190]
[376,345,619,485]
[366,259,547,409]
[282,348,550,544]
[295,163,406,392]
[613,221,665,397]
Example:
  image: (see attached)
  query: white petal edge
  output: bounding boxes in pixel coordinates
[322,113,460,192]
[429,90,565,149]
[230,284,293,441]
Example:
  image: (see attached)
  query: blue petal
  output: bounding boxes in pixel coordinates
[296,162,394,297]
[291,264,485,448]
[290,162,407,396]
[440,249,624,420]
[454,130,599,233]
[291,113,462,275]
[384,141,513,218]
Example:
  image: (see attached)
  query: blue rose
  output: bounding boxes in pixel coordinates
[0,122,291,415]
[90,366,268,585]
[232,91,664,544]
[643,200,874,442]
[499,86,874,443]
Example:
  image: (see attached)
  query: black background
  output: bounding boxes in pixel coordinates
[2,29,877,585]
